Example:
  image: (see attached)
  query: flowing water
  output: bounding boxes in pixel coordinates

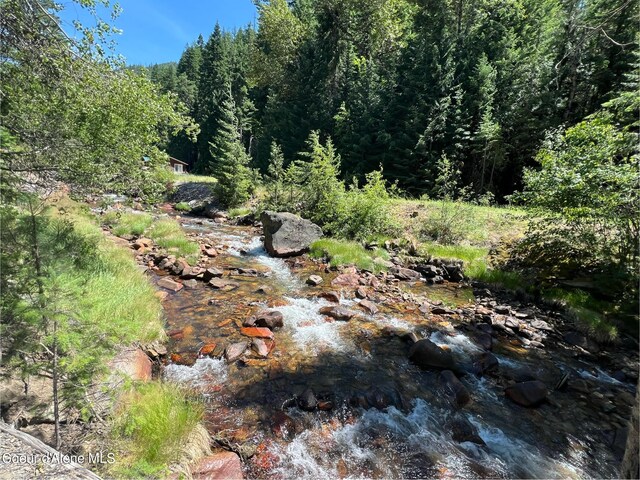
[156,216,636,479]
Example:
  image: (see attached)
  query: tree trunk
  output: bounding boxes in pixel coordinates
[52,319,61,450]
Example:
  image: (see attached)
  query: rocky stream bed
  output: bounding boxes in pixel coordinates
[130,209,637,479]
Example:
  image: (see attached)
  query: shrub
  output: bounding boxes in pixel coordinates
[517,117,639,305]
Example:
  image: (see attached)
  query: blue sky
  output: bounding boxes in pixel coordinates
[58,0,257,65]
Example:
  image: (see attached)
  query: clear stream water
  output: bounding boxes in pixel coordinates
[157,217,636,479]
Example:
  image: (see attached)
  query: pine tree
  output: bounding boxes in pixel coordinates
[209,93,253,207]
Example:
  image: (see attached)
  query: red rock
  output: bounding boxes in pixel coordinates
[355,287,367,299]
[241,327,274,339]
[199,343,217,356]
[157,277,183,292]
[331,273,361,287]
[191,451,243,480]
[318,305,356,321]
[358,299,379,315]
[204,247,218,257]
[318,291,340,303]
[110,348,152,382]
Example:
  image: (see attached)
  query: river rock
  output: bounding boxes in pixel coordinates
[390,266,422,281]
[471,352,499,376]
[209,278,239,290]
[318,291,340,303]
[505,380,547,407]
[431,306,455,315]
[306,275,323,286]
[157,277,183,292]
[191,451,243,480]
[241,327,274,339]
[254,311,284,330]
[331,273,361,287]
[252,338,270,358]
[272,411,297,440]
[319,305,356,321]
[297,388,317,411]
[408,339,455,370]
[448,415,485,445]
[224,342,248,362]
[260,211,323,257]
[358,299,379,315]
[202,267,224,281]
[440,370,471,408]
[110,347,152,382]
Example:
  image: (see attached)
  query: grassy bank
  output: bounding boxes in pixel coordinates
[103,211,200,264]
[310,238,391,273]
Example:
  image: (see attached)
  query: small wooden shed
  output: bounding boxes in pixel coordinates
[169,157,188,174]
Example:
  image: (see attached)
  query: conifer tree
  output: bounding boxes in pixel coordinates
[209,92,253,207]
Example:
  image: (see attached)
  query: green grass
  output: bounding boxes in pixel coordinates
[310,238,391,273]
[172,172,217,184]
[48,200,165,344]
[146,218,200,264]
[542,288,618,341]
[102,210,200,265]
[109,382,204,478]
[174,202,191,212]
[103,211,153,237]
[228,206,252,218]
[390,198,528,247]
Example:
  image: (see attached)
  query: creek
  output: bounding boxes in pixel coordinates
[153,215,637,479]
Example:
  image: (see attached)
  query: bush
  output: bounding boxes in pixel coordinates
[517,117,639,304]
[110,382,204,477]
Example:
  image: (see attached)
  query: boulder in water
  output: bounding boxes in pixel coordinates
[408,339,455,370]
[224,342,248,363]
[448,415,485,445]
[306,275,323,286]
[260,211,323,258]
[505,380,547,407]
[440,370,471,408]
[319,305,357,321]
[253,311,284,330]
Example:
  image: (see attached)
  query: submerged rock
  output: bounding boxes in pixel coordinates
[408,339,456,371]
[241,327,275,339]
[505,380,547,407]
[260,211,323,257]
[297,388,317,411]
